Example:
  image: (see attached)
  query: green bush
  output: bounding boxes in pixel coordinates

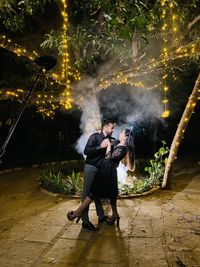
[118,141,169,195]
[40,170,83,195]
[118,179,153,195]
[40,170,68,194]
[144,141,169,185]
[66,171,83,195]
[40,142,169,196]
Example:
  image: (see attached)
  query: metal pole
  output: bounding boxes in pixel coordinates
[0,68,42,159]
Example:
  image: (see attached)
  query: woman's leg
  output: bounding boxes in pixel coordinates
[110,197,119,218]
[78,196,93,214]
[69,196,93,218]
[106,196,120,225]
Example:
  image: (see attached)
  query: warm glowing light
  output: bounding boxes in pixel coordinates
[163,99,168,103]
[59,0,73,110]
[0,34,38,60]
[161,110,170,118]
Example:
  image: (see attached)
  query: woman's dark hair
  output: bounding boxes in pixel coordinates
[124,128,135,171]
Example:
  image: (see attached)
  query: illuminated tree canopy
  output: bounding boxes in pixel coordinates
[0,0,200,118]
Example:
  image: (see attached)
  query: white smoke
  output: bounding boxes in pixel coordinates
[74,79,164,153]
[73,75,164,183]
[73,77,101,155]
[127,89,163,125]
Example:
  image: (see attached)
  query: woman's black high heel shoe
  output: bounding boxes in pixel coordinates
[106,216,120,226]
[67,211,81,223]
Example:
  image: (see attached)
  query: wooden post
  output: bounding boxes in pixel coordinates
[162,73,200,188]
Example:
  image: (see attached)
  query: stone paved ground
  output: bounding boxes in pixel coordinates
[0,160,200,267]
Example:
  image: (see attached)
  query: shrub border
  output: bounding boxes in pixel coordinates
[0,160,161,198]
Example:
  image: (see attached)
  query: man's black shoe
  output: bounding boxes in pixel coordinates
[98,216,108,223]
[82,221,99,231]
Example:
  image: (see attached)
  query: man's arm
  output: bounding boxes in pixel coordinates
[84,134,102,156]
[84,134,110,156]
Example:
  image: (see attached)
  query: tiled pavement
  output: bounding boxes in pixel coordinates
[0,161,200,267]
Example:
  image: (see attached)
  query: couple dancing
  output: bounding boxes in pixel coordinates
[67,119,135,231]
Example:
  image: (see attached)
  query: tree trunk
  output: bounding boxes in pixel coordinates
[161,73,200,189]
[132,28,140,62]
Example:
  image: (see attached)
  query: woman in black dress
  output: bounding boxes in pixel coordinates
[67,129,135,225]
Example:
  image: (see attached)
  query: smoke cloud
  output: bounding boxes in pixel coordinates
[74,77,164,155]
[73,77,101,155]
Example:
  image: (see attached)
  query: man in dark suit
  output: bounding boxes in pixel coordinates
[82,119,116,231]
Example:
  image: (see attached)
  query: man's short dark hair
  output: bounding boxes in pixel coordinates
[101,118,115,129]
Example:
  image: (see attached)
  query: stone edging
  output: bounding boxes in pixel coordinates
[118,186,160,198]
[40,186,160,199]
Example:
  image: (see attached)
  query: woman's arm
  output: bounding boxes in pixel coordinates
[105,140,112,159]
[106,145,126,161]
[105,141,112,155]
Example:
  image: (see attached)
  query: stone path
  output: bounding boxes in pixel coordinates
[0,161,200,266]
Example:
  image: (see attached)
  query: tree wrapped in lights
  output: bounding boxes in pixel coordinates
[162,73,200,188]
[1,0,199,107]
[0,0,200,122]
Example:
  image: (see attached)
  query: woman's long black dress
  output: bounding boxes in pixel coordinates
[89,145,127,202]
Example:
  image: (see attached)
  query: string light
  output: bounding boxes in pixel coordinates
[169,3,180,47]
[1,33,198,112]
[0,0,81,116]
[0,33,75,115]
[0,88,26,101]
[59,0,73,110]
[1,1,200,119]
[160,0,170,119]
[37,103,59,119]
[0,35,39,59]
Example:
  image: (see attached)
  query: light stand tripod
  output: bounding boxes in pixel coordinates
[0,55,57,160]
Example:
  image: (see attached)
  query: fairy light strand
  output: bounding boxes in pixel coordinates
[0,34,39,59]
[1,1,200,118]
[60,0,72,110]
[160,0,170,119]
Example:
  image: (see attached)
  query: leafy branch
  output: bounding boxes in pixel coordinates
[0,0,51,32]
[119,141,169,195]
